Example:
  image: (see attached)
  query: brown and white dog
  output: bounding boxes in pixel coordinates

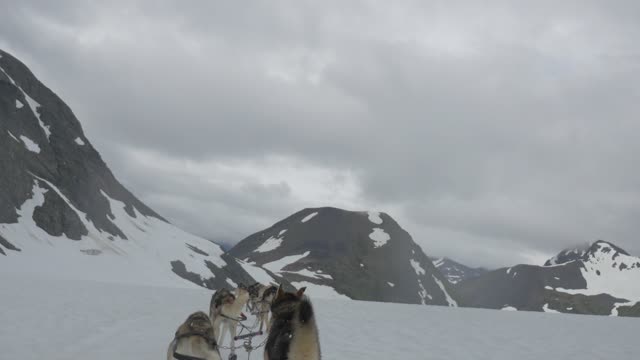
[209,286,250,354]
[167,311,221,360]
[265,285,321,360]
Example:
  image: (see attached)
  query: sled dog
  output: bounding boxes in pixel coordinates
[265,285,321,360]
[247,283,278,332]
[210,286,250,353]
[167,311,221,360]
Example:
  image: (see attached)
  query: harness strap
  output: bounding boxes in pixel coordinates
[172,339,207,360]
[172,332,219,360]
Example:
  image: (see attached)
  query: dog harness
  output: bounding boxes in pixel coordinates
[172,313,219,360]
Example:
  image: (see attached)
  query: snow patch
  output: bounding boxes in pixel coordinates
[410,259,426,275]
[263,251,310,273]
[367,211,383,225]
[545,286,554,290]
[75,137,85,146]
[226,278,238,287]
[542,303,560,314]
[7,131,19,142]
[433,258,445,268]
[433,275,457,307]
[501,306,518,311]
[301,212,318,223]
[254,236,283,253]
[387,282,395,287]
[369,228,390,248]
[19,135,40,153]
[238,260,277,285]
[278,229,287,236]
[610,301,637,316]
[15,99,23,108]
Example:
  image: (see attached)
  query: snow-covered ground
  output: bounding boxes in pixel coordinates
[1,273,637,360]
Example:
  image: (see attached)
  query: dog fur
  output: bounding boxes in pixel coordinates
[265,285,321,360]
[167,311,221,360]
[210,286,250,353]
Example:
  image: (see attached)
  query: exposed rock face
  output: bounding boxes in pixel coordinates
[229,207,459,305]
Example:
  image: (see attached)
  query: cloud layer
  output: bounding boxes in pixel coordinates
[3,0,640,267]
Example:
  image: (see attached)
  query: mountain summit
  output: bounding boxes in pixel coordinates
[229,207,459,306]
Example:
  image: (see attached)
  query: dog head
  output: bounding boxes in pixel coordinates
[212,288,236,309]
[234,285,250,305]
[270,284,307,319]
[261,285,278,302]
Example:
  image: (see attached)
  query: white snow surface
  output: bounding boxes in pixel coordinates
[75,137,86,145]
[387,282,395,287]
[290,281,350,300]
[263,251,310,273]
[555,242,640,301]
[253,236,284,253]
[502,306,518,311]
[237,260,278,285]
[369,227,390,248]
[0,179,229,288]
[15,99,23,108]
[367,211,383,224]
[19,135,40,153]
[2,274,637,360]
[301,211,318,222]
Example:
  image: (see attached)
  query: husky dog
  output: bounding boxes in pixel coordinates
[167,311,221,360]
[210,286,250,354]
[247,283,278,332]
[257,285,278,332]
[265,285,321,360]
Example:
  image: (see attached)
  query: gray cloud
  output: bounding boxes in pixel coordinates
[3,0,640,268]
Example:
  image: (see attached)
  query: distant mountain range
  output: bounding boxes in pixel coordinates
[456,240,640,316]
[1,49,638,317]
[430,257,488,284]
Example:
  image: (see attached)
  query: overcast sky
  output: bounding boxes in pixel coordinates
[2,0,640,268]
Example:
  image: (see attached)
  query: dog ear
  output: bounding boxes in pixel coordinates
[275,283,285,300]
[296,287,307,298]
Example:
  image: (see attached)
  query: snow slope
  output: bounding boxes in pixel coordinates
[1,273,637,360]
[555,241,640,301]
[0,180,233,288]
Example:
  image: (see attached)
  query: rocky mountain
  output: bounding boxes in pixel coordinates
[228,207,459,306]
[456,240,640,317]
[430,257,488,284]
[0,49,262,289]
